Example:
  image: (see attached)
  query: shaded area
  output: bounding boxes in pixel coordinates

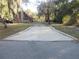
[0,41,79,59]
[52,24,79,39]
[0,23,30,39]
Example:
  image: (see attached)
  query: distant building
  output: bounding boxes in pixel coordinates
[15,11,33,23]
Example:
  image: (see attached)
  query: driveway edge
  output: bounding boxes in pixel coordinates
[50,26,78,41]
[3,26,32,40]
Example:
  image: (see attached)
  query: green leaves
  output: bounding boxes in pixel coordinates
[0,0,21,20]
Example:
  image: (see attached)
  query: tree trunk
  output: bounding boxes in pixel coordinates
[3,22,7,28]
[45,8,50,24]
[0,17,7,28]
[7,0,16,20]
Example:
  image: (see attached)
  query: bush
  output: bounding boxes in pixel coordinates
[63,14,77,26]
[62,15,72,25]
[76,14,79,27]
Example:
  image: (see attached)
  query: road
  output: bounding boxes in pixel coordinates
[0,24,79,59]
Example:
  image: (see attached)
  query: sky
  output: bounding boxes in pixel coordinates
[20,0,72,13]
[20,0,47,13]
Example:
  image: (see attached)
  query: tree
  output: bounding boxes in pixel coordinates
[53,0,71,23]
[53,0,79,25]
[38,0,55,24]
[0,0,24,28]
[0,0,8,28]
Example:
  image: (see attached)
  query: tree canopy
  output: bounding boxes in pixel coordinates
[0,0,24,20]
[37,0,79,25]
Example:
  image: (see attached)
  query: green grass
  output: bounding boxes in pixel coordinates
[0,23,31,39]
[52,24,79,40]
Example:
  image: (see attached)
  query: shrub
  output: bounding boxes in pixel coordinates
[63,15,71,25]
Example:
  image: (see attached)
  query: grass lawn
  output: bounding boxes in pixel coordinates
[52,24,79,40]
[0,23,31,39]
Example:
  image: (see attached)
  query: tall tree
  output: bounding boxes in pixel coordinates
[38,0,55,24]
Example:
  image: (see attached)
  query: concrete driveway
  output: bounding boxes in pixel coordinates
[4,25,75,41]
[0,25,79,59]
